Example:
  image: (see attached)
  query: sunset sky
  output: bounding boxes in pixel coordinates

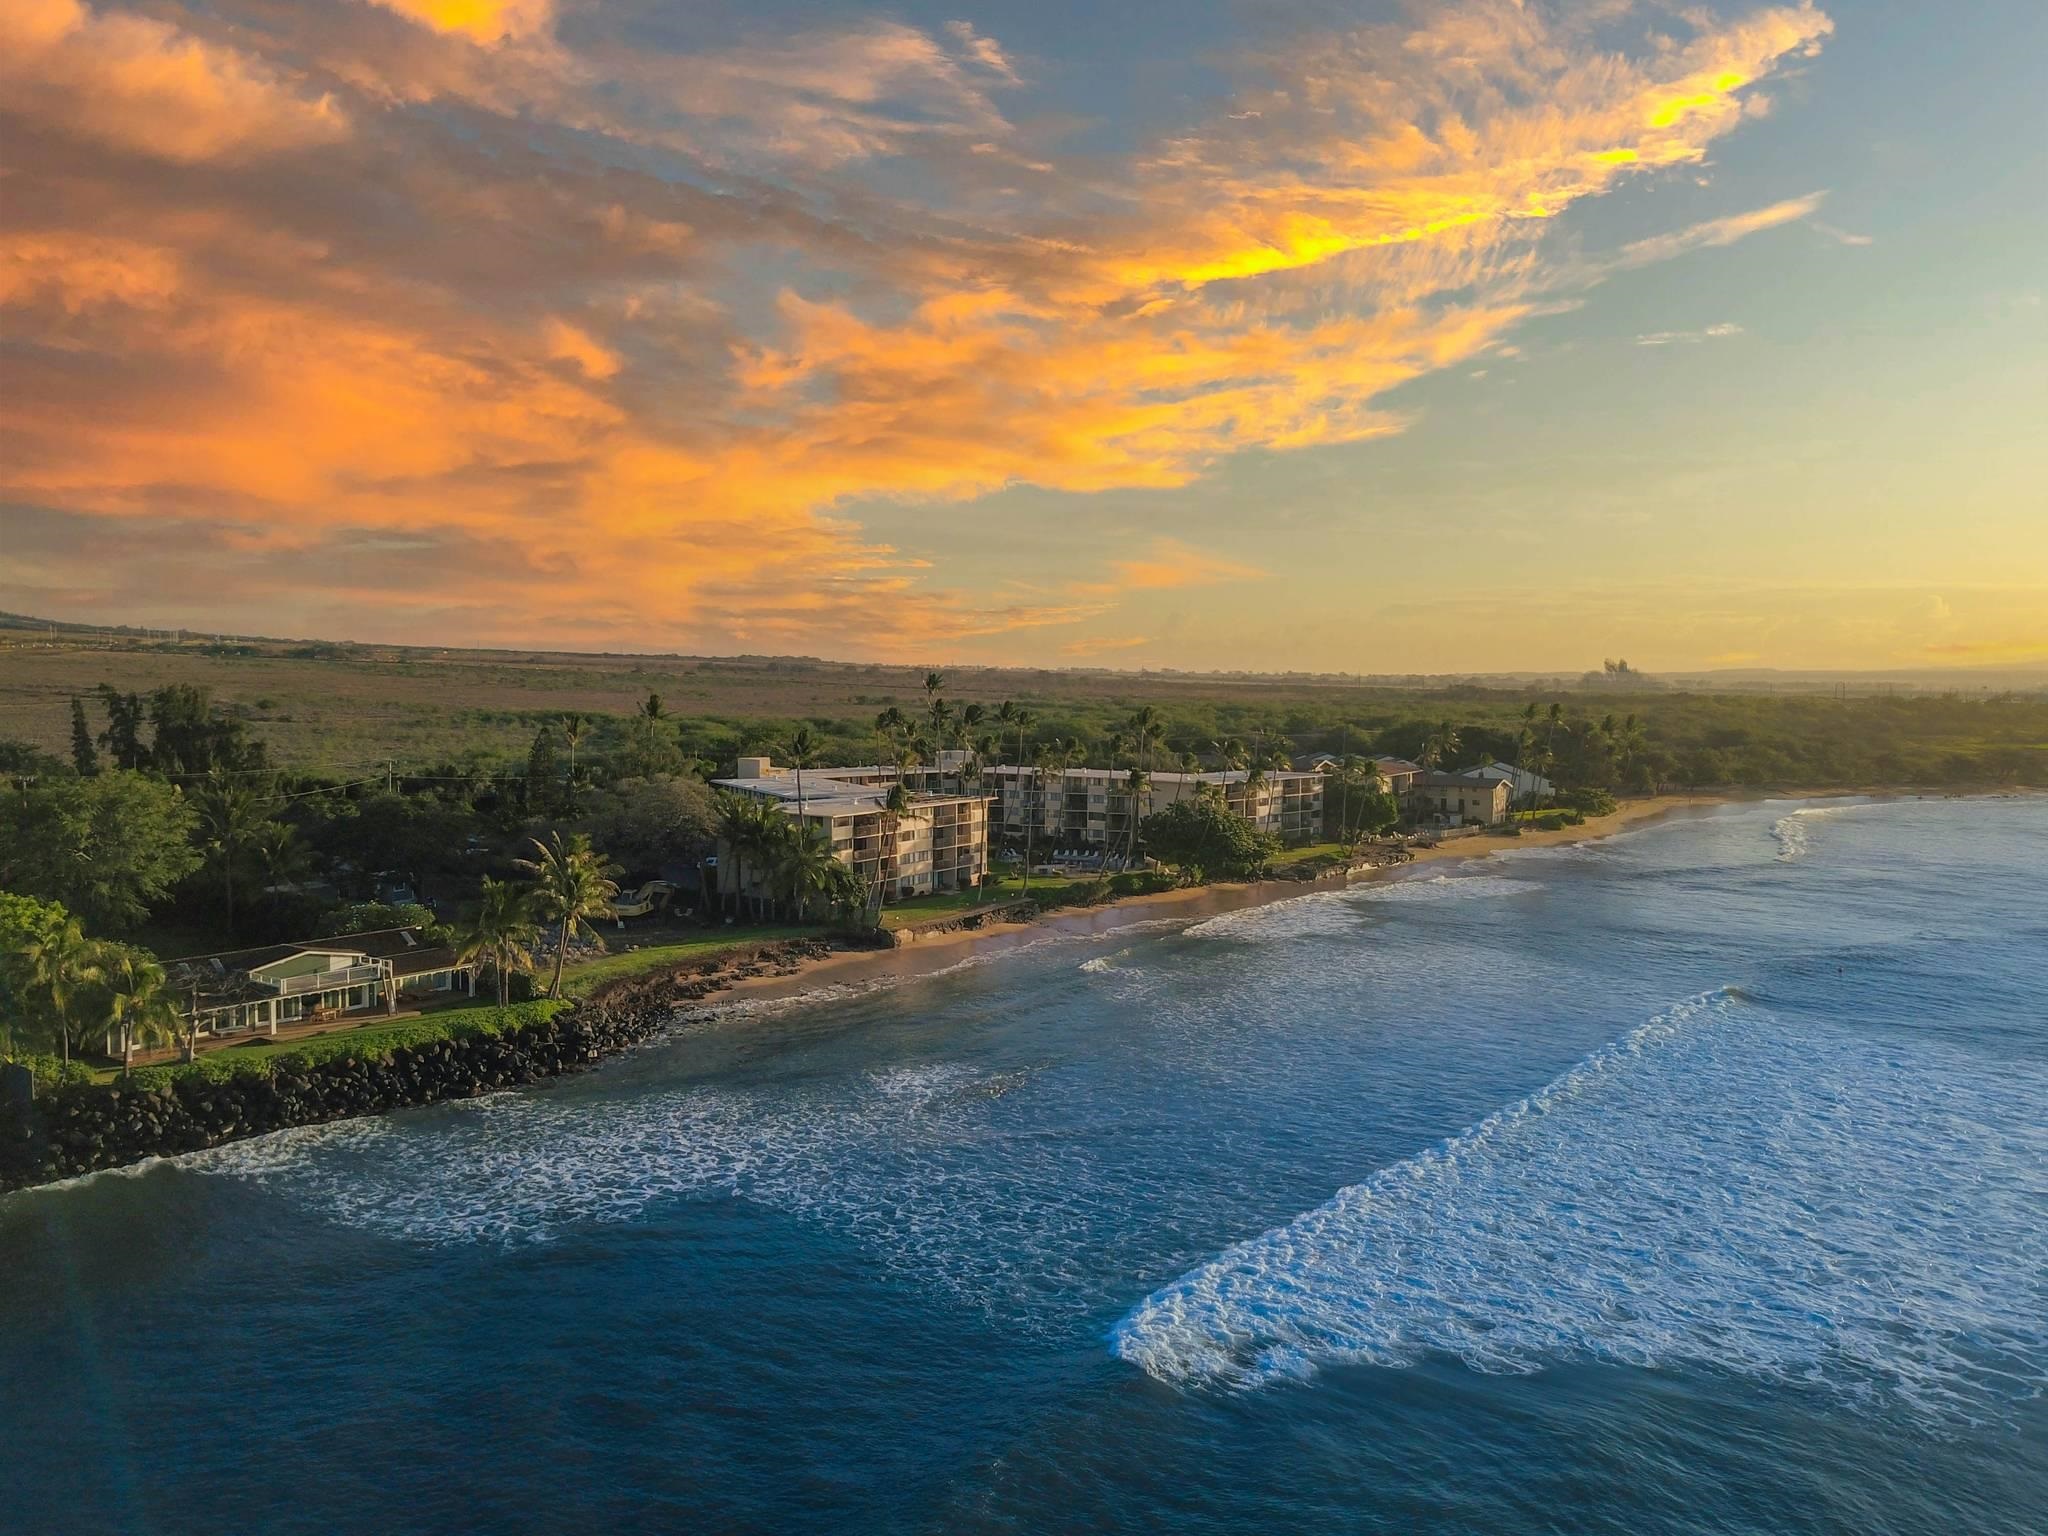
[3,0,2043,672]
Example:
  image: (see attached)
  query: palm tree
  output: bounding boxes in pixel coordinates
[459,877,541,1007]
[1023,740,1055,895]
[786,724,820,817]
[97,943,179,1075]
[1241,751,1271,829]
[517,831,620,999]
[776,821,842,921]
[194,773,269,930]
[1616,712,1648,790]
[874,706,909,772]
[21,910,102,1064]
[1136,713,1168,779]
[1420,720,1462,771]
[958,702,986,752]
[1173,749,1201,806]
[1330,753,1360,840]
[561,714,587,811]
[923,670,946,712]
[252,819,309,925]
[870,781,915,919]
[1120,766,1150,869]
[712,791,764,919]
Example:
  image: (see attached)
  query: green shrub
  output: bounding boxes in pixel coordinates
[4,1053,96,1091]
[1557,788,1618,816]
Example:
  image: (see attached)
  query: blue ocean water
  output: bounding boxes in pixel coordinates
[3,797,2045,1534]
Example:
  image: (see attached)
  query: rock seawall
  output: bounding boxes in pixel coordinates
[0,936,855,1194]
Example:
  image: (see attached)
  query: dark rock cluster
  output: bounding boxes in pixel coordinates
[0,936,864,1194]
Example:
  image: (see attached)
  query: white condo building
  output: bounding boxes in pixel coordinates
[714,756,992,904]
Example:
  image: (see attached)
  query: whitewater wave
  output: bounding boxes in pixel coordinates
[172,1057,1105,1326]
[1111,988,2048,1425]
[1185,873,1542,943]
[1769,800,1894,862]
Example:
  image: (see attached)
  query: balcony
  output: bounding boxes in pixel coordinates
[274,964,385,997]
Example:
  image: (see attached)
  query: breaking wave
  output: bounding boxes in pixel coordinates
[1184,873,1542,942]
[1111,988,2048,1425]
[1770,800,1895,862]
[177,1059,1102,1326]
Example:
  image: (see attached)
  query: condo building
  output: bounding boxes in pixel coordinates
[714,756,992,903]
[982,765,1323,851]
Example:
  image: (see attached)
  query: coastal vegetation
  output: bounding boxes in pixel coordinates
[4,644,2044,1081]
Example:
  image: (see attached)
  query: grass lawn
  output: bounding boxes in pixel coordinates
[558,925,814,996]
[1266,841,1353,867]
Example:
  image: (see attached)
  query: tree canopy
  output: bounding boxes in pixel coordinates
[0,773,200,933]
[1140,797,1276,883]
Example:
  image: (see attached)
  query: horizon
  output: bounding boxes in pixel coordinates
[4,0,2045,672]
[9,607,2048,690]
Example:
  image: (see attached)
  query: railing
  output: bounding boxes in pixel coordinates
[274,964,385,997]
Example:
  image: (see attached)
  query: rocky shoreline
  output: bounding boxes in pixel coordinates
[0,936,862,1194]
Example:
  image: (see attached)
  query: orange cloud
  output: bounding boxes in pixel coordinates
[1108,542,1267,592]
[0,1,1837,655]
[367,0,553,45]
[0,0,346,163]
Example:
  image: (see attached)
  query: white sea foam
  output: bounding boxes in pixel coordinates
[1111,988,2048,1425]
[1184,873,1541,942]
[1078,956,1115,974]
[1769,799,1897,861]
[178,1055,1097,1323]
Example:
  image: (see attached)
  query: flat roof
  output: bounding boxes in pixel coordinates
[715,777,991,816]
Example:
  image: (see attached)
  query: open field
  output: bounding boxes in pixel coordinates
[7,616,2044,778]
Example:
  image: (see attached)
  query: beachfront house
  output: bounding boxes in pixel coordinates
[1457,760,1553,808]
[163,927,476,1041]
[715,757,992,904]
[1294,752,1421,797]
[984,764,1324,855]
[1404,771,1512,826]
[1374,757,1423,796]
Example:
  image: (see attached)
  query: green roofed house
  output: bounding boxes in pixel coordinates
[163,927,476,1042]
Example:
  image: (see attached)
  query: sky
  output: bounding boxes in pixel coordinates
[2,0,2043,673]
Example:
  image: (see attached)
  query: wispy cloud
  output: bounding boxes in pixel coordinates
[1607,194,1826,273]
[1636,322,1746,346]
[1106,542,1267,592]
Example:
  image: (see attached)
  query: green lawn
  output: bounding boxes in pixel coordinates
[557,925,814,996]
[1265,841,1353,867]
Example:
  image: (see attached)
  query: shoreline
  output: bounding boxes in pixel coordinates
[698,792,1722,1010]
[685,785,2033,1013]
[7,785,2028,1193]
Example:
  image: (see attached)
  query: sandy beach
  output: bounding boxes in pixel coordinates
[706,792,1734,1010]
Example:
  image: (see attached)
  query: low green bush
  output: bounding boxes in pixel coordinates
[1557,788,1618,816]
[3,1054,96,1091]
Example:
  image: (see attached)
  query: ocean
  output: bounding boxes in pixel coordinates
[3,796,2044,1534]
